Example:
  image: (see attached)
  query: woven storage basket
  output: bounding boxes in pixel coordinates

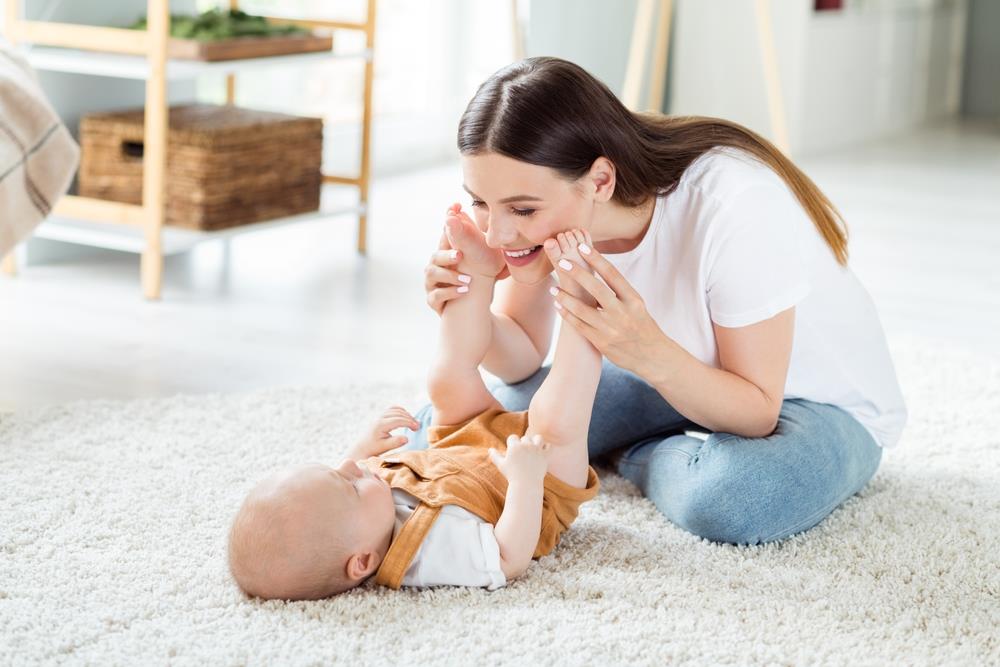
[79,104,323,231]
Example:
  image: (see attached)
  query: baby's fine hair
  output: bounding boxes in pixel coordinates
[227,487,357,600]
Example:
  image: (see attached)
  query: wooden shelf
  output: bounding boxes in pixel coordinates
[22,45,371,80]
[35,198,367,255]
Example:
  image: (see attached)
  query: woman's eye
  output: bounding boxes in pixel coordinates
[469,200,535,217]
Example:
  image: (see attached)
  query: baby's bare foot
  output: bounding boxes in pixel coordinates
[444,207,505,278]
[543,229,598,307]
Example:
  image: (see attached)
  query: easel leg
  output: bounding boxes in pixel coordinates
[754,0,791,154]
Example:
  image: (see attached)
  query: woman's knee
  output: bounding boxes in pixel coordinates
[653,434,803,545]
[667,441,880,545]
[668,485,764,545]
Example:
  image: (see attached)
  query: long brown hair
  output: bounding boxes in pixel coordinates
[458,56,849,266]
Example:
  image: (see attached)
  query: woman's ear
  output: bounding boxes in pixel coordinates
[345,551,381,581]
[587,157,616,203]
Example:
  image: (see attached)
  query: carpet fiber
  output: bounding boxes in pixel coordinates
[1,334,997,666]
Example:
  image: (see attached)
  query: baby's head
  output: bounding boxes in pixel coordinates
[228,459,395,600]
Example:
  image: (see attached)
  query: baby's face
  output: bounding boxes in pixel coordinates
[291,459,396,549]
[230,458,397,599]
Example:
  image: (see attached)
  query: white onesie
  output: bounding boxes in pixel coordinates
[390,488,506,590]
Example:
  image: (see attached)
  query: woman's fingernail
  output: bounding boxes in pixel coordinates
[553,301,563,310]
[458,274,471,284]
[579,243,591,255]
[558,259,573,271]
[457,285,469,293]
[548,286,558,296]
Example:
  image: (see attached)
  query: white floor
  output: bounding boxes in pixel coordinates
[1,117,998,412]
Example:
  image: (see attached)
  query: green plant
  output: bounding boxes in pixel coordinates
[128,8,307,41]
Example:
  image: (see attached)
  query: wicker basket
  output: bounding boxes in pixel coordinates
[79,104,323,231]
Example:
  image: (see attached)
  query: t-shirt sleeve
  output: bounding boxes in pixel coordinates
[401,505,506,590]
[705,182,813,328]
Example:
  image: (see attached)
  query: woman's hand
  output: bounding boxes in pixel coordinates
[549,242,672,376]
[424,203,509,316]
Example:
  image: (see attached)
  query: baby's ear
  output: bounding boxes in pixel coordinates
[345,551,379,581]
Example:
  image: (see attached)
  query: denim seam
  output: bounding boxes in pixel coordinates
[619,446,695,473]
[690,433,738,463]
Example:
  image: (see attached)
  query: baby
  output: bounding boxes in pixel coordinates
[227,216,603,600]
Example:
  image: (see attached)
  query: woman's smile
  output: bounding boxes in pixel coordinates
[503,244,544,266]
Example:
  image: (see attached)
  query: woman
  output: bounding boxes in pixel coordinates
[411,56,907,546]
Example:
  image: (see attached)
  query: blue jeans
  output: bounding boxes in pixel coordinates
[403,359,883,546]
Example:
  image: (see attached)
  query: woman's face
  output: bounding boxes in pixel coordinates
[461,152,593,284]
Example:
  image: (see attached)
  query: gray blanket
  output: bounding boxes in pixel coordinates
[0,45,79,257]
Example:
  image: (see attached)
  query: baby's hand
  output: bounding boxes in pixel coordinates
[353,405,420,457]
[489,434,550,485]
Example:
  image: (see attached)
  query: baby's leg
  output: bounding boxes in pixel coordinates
[427,209,506,426]
[524,230,602,489]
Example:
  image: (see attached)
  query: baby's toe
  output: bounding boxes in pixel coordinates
[543,237,561,261]
[557,232,573,253]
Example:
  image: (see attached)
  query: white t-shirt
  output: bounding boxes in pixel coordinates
[602,147,907,449]
[391,488,506,590]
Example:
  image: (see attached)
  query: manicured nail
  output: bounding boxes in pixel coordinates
[553,301,563,309]
[548,286,558,296]
[458,274,471,284]
[457,285,469,293]
[579,243,591,255]
[558,259,573,271]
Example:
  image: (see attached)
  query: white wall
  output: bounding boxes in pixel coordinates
[668,0,969,156]
[527,0,638,100]
[530,0,970,158]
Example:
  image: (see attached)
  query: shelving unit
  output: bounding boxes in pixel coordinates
[1,0,377,300]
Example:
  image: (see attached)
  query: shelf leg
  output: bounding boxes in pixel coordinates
[141,0,169,300]
[1,251,17,277]
[357,0,377,255]
[141,250,163,299]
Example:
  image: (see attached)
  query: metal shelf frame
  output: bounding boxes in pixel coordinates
[1,0,377,300]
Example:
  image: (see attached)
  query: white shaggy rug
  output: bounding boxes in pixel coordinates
[1,334,997,666]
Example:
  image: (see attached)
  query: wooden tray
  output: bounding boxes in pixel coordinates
[166,33,333,61]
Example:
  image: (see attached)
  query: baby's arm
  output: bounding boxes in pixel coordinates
[426,212,505,426]
[524,231,602,489]
[488,434,550,580]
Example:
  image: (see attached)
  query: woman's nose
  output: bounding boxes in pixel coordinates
[485,217,517,248]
